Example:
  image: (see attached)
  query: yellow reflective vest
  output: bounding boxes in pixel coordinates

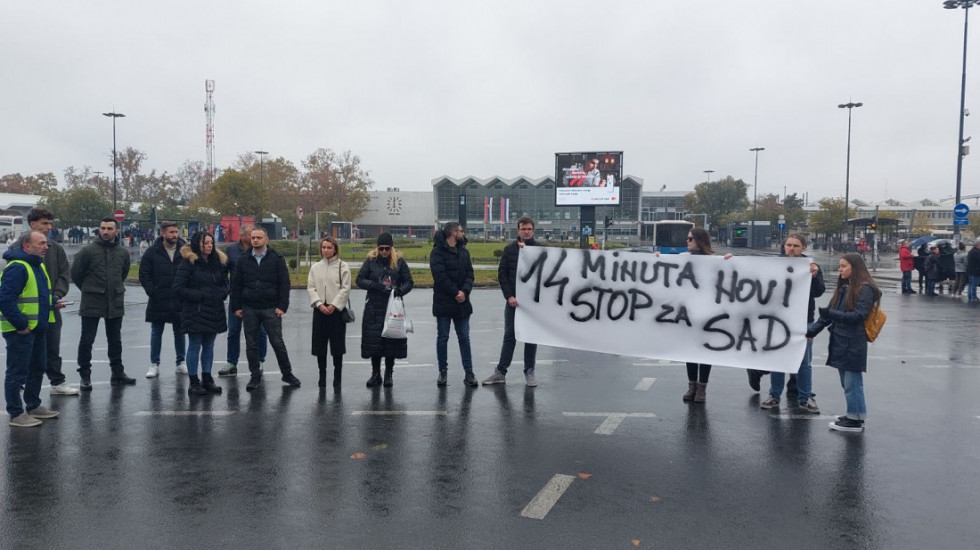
[0,259,55,332]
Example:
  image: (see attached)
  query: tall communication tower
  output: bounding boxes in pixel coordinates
[205,79,216,187]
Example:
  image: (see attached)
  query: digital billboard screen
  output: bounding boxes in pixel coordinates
[555,151,623,206]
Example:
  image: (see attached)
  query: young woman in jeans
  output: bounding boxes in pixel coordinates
[808,253,880,432]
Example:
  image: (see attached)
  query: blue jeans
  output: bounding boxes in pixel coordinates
[186,333,217,376]
[838,369,867,420]
[436,316,473,373]
[150,321,186,365]
[769,340,813,403]
[926,278,937,295]
[4,329,47,417]
[969,275,980,301]
[227,303,267,365]
[901,270,912,293]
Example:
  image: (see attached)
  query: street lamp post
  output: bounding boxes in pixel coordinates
[102,111,125,211]
[945,0,978,240]
[838,101,863,245]
[703,169,714,183]
[254,150,268,187]
[749,147,765,248]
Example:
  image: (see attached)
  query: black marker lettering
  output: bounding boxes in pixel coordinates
[703,314,735,351]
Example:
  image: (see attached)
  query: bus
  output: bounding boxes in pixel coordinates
[0,215,25,242]
[652,220,694,254]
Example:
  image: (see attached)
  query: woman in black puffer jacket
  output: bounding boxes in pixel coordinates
[174,232,229,396]
[355,233,413,387]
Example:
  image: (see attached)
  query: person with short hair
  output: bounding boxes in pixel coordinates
[218,224,268,377]
[483,216,540,387]
[138,221,187,378]
[808,253,880,433]
[925,245,941,296]
[430,222,477,388]
[953,241,968,296]
[356,233,414,387]
[27,207,78,395]
[967,240,980,303]
[230,226,300,391]
[71,218,134,389]
[583,158,602,187]
[307,237,351,388]
[2,230,60,427]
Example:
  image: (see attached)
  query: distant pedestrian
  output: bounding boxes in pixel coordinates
[925,245,940,296]
[138,221,187,378]
[307,237,351,388]
[27,208,78,396]
[139,238,149,258]
[966,240,980,303]
[898,240,915,295]
[430,222,477,388]
[953,241,968,296]
[356,233,413,387]
[914,244,928,293]
[808,253,880,433]
[71,218,134,389]
[230,227,300,391]
[483,216,539,387]
[2,231,60,427]
[174,232,228,396]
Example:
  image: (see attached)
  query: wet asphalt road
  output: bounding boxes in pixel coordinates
[1,281,979,550]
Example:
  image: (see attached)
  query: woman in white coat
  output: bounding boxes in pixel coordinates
[307,237,352,388]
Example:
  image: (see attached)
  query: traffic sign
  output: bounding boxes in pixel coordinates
[953,218,969,226]
[777,222,786,230]
[113,209,125,222]
[954,203,970,217]
[296,206,304,220]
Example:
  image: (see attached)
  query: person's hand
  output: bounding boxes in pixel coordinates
[54,299,67,310]
[16,328,30,335]
[507,296,519,308]
[455,290,465,303]
[809,262,819,277]
[723,253,733,260]
[317,303,329,314]
[654,251,661,257]
[393,288,403,297]
[517,240,525,249]
[235,309,243,318]
[275,308,285,318]
[325,304,335,315]
[818,307,829,318]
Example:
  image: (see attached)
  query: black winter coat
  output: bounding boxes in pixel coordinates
[139,237,186,323]
[229,247,290,312]
[967,247,980,276]
[356,251,414,359]
[498,237,538,300]
[429,232,474,318]
[809,282,877,372]
[802,254,826,323]
[925,253,940,279]
[174,244,229,335]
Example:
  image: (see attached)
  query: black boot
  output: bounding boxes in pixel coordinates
[383,365,394,387]
[333,357,342,388]
[188,375,208,396]
[366,363,382,387]
[201,373,223,395]
[318,366,327,388]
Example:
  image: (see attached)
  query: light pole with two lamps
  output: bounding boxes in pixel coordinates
[838,101,862,245]
[749,147,765,248]
[945,0,978,240]
[102,111,125,211]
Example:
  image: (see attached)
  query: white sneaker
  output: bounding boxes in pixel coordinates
[145,364,160,378]
[175,363,188,375]
[50,382,80,395]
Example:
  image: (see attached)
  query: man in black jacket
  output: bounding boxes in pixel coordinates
[430,222,476,387]
[230,226,300,391]
[483,216,539,387]
[138,221,186,378]
[967,240,980,302]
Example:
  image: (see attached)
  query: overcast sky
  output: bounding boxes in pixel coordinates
[2,0,978,204]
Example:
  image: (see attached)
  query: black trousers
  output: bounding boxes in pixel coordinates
[77,315,124,376]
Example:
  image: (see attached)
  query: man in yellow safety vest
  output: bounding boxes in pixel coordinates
[1,230,61,427]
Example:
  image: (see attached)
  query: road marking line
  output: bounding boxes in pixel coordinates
[135,411,236,417]
[633,378,656,391]
[486,359,567,365]
[920,365,952,369]
[520,474,576,520]
[347,362,434,368]
[351,410,447,416]
[631,361,680,366]
[563,412,658,435]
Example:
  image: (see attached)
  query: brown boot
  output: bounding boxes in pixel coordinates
[694,382,707,403]
[682,381,697,402]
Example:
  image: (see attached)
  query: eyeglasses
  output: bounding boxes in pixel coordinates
[686,237,694,241]
[378,246,391,251]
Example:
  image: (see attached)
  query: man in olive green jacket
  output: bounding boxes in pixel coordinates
[70,217,133,390]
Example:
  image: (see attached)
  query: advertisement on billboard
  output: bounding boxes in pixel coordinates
[554,151,623,206]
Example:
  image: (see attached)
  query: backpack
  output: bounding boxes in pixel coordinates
[864,304,886,343]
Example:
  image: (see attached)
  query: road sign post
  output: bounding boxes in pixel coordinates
[113,209,125,222]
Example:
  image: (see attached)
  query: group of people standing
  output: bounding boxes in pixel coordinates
[4,209,875,435]
[899,238,980,300]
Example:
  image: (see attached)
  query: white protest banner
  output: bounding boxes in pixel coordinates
[514,247,812,373]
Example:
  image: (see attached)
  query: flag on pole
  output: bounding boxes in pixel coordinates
[484,197,489,223]
[500,198,506,223]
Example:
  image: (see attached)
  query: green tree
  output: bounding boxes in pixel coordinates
[206,169,268,218]
[233,153,301,217]
[782,193,807,229]
[912,211,933,235]
[967,213,980,238]
[684,176,750,228]
[39,188,112,232]
[809,198,854,238]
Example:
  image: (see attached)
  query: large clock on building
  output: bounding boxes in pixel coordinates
[387,196,402,215]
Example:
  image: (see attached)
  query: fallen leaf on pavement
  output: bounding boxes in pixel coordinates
[350,452,366,459]
[578,472,592,479]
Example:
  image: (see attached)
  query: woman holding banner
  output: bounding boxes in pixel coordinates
[807,253,880,433]
[356,233,414,388]
[682,228,716,403]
